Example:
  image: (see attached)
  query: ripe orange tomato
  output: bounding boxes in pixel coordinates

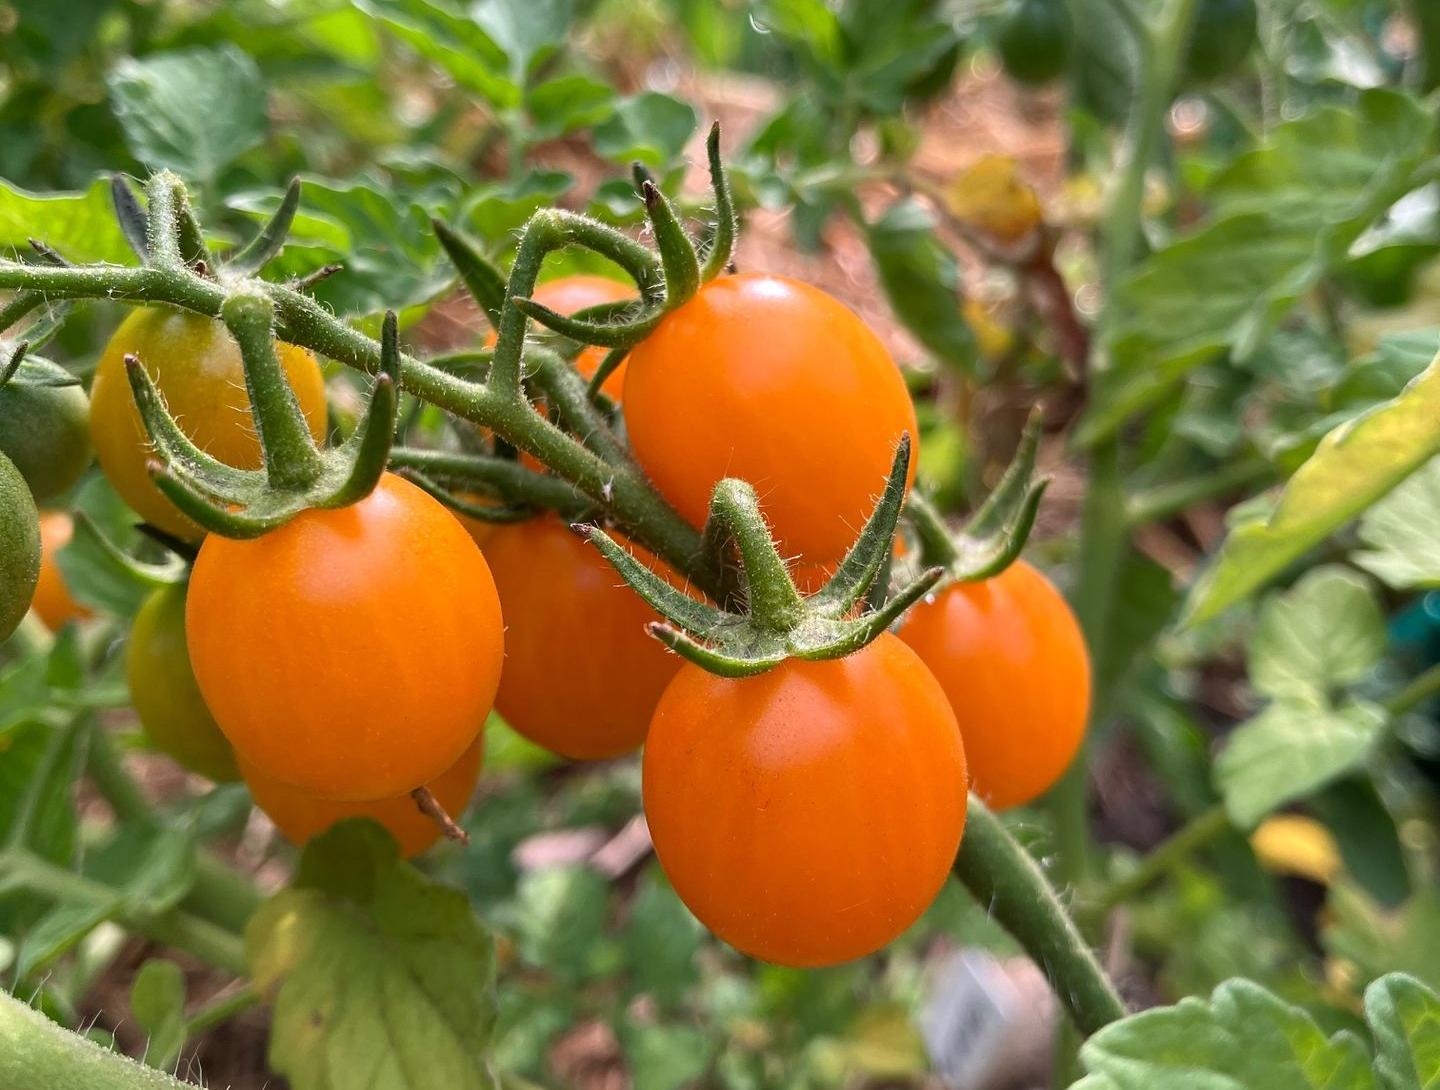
[89,307,328,540]
[487,275,634,399]
[900,559,1090,810]
[643,634,967,967]
[127,582,239,782]
[483,516,684,759]
[32,511,92,630]
[241,736,484,858]
[623,273,919,573]
[185,473,503,802]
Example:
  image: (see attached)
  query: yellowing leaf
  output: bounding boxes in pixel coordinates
[947,155,1042,243]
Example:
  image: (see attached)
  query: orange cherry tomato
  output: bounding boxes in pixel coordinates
[90,307,329,540]
[185,473,503,802]
[32,511,92,630]
[486,275,634,400]
[899,559,1090,810]
[643,634,967,967]
[623,273,919,574]
[483,516,685,759]
[241,736,484,858]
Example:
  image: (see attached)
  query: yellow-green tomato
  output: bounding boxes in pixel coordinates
[89,307,328,540]
[127,582,239,781]
[0,452,40,642]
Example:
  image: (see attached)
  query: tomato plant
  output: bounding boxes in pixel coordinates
[185,472,503,802]
[900,559,1090,810]
[241,736,483,858]
[2,3,1440,1089]
[127,582,239,783]
[645,635,966,967]
[90,308,328,541]
[482,516,683,760]
[0,452,39,642]
[624,272,919,573]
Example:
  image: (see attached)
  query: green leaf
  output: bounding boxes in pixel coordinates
[593,93,698,170]
[1184,346,1440,624]
[84,824,197,917]
[58,478,180,620]
[1353,456,1440,589]
[12,901,116,983]
[131,960,187,1071]
[526,75,616,140]
[355,0,518,108]
[1367,974,1440,1090]
[470,0,574,85]
[1324,884,1440,993]
[245,821,499,1090]
[1082,90,1439,446]
[0,180,134,265]
[1248,567,1385,700]
[512,866,612,983]
[622,868,702,1011]
[618,1018,712,1090]
[1073,974,1440,1090]
[1215,696,1388,829]
[107,46,269,183]
[865,199,975,373]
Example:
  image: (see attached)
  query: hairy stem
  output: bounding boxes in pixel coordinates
[953,796,1127,1036]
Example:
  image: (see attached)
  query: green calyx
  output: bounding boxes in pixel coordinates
[579,435,940,678]
[130,290,400,539]
[905,408,1050,585]
[507,122,738,394]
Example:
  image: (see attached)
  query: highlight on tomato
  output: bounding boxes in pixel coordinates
[900,558,1090,810]
[126,582,239,783]
[0,452,40,642]
[241,736,484,858]
[89,307,329,540]
[482,515,684,760]
[623,272,919,575]
[184,471,504,802]
[31,510,92,631]
[643,634,967,967]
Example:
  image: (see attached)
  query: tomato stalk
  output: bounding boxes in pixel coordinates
[583,437,941,676]
[952,795,1127,1035]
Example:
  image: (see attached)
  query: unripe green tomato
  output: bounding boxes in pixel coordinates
[1183,0,1257,83]
[0,452,40,642]
[996,0,1073,86]
[127,581,239,782]
[0,379,91,503]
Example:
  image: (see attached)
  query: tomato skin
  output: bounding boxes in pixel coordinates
[623,273,919,574]
[0,380,90,503]
[643,634,967,967]
[89,307,328,540]
[0,453,40,642]
[32,511,92,631]
[899,560,1090,810]
[486,275,634,399]
[483,516,684,760]
[241,736,483,858]
[995,0,1074,86]
[185,473,504,802]
[127,582,239,782]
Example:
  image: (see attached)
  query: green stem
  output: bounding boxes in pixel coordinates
[702,481,806,630]
[85,728,152,827]
[953,796,1127,1036]
[0,990,192,1090]
[1124,456,1273,527]
[184,985,260,1037]
[1385,660,1440,718]
[184,854,265,935]
[1093,803,1230,914]
[2,850,247,976]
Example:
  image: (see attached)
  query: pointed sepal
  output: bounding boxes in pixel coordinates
[228,179,302,276]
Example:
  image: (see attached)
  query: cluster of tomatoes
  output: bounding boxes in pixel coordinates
[0,267,1090,969]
